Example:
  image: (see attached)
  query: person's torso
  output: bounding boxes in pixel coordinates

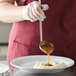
[9,0,76,60]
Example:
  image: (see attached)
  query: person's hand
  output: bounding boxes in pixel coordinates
[22,1,49,22]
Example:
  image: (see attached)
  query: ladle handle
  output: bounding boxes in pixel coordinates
[39,0,43,41]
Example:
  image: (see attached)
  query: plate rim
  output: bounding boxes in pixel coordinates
[0,63,9,74]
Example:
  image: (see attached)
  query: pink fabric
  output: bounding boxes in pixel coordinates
[7,0,76,62]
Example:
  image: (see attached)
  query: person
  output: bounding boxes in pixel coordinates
[0,0,76,62]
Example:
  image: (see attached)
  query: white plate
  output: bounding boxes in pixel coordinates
[0,63,9,74]
[10,55,74,73]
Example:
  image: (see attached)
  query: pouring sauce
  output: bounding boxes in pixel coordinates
[39,41,54,66]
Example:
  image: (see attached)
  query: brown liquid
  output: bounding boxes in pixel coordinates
[48,54,50,65]
[40,41,54,66]
[45,54,53,66]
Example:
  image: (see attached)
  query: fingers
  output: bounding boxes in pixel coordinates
[27,4,35,22]
[31,6,40,21]
[35,6,46,19]
[33,1,46,17]
[22,1,49,22]
[32,1,46,21]
[41,4,49,11]
[30,5,37,22]
[29,1,46,22]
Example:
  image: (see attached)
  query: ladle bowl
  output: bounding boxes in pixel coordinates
[39,41,54,55]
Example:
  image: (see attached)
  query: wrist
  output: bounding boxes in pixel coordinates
[22,6,27,20]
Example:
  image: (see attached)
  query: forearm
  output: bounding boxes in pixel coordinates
[0,1,48,23]
[0,2,24,23]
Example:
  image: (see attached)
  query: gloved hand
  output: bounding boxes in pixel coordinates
[22,1,49,22]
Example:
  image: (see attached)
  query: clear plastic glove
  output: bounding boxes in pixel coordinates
[22,1,49,22]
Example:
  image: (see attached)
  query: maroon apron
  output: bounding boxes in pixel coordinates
[7,0,76,62]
